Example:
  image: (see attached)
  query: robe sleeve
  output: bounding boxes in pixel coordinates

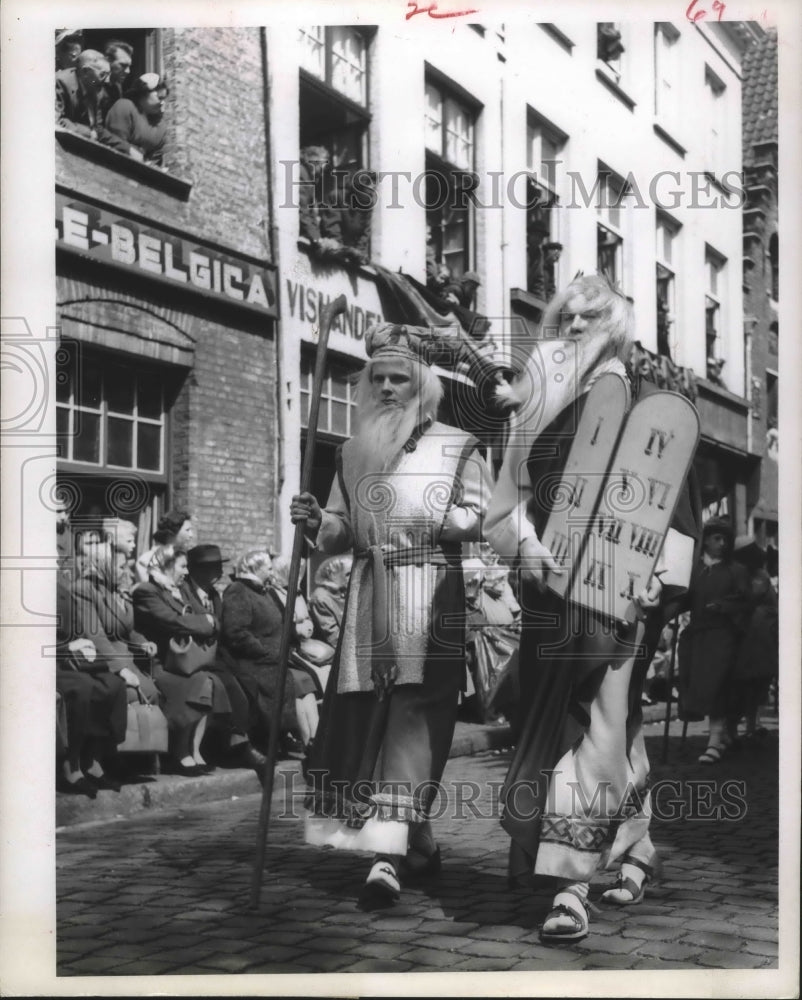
[440,446,494,543]
[483,435,538,559]
[315,469,354,554]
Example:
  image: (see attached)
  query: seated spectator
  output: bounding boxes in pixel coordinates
[136,508,194,583]
[56,494,76,578]
[221,550,315,758]
[268,555,328,701]
[308,555,351,650]
[442,270,481,310]
[133,545,232,775]
[55,28,83,71]
[181,544,267,778]
[56,49,128,153]
[102,516,138,592]
[106,72,169,166]
[103,38,133,103]
[72,537,160,707]
[56,573,128,797]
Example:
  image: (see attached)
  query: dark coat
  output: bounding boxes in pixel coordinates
[72,563,149,674]
[105,97,167,163]
[132,581,215,666]
[678,557,751,718]
[221,578,297,732]
[132,579,229,729]
[55,68,128,152]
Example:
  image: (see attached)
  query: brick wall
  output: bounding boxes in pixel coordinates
[56,28,271,261]
[171,315,277,560]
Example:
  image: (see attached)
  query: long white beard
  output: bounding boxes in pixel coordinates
[352,399,421,473]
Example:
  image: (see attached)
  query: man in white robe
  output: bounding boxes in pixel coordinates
[291,322,492,902]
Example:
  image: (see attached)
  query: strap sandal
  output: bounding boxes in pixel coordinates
[540,890,590,943]
[698,743,728,764]
[365,860,401,902]
[600,871,647,906]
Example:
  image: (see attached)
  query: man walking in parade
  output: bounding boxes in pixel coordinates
[484,274,701,943]
[290,322,492,902]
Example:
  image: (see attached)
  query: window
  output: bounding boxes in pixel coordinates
[298,27,375,262]
[597,23,625,80]
[704,67,727,178]
[654,23,680,131]
[766,370,778,426]
[56,343,166,473]
[300,354,359,439]
[768,232,778,300]
[596,168,625,289]
[424,76,478,284]
[655,213,680,359]
[526,113,566,301]
[80,28,162,81]
[705,246,727,384]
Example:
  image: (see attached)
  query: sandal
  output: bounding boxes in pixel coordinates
[365,859,401,902]
[600,862,652,907]
[698,742,728,764]
[540,889,590,942]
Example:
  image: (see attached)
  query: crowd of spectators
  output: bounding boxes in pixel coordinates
[55,29,169,168]
[55,502,351,797]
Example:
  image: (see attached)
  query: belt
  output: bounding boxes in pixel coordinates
[353,542,462,673]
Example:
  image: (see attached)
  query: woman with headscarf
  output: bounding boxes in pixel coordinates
[220,550,312,757]
[133,544,231,775]
[105,71,168,165]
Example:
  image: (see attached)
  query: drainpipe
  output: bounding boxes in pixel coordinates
[743,315,756,455]
[261,27,285,548]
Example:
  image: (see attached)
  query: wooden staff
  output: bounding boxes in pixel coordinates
[661,617,680,764]
[249,293,347,909]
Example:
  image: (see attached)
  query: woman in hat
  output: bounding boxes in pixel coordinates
[105,72,169,166]
[678,517,751,763]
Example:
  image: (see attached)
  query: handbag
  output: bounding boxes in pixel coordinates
[164,605,218,676]
[165,634,218,676]
[117,689,169,753]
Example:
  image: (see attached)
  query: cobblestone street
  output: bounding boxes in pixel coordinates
[54,718,787,989]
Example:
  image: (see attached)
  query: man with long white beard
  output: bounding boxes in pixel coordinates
[291,323,492,902]
[484,274,701,943]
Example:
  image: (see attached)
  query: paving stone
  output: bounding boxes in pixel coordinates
[743,939,779,958]
[287,950,356,972]
[457,939,523,959]
[578,954,641,970]
[408,934,475,952]
[574,934,641,955]
[369,915,424,932]
[621,924,686,941]
[462,923,529,942]
[679,930,745,951]
[632,941,705,961]
[194,952,260,973]
[415,919,481,935]
[401,946,465,968]
[343,959,414,972]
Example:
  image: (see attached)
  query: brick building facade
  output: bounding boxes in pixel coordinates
[56,27,279,561]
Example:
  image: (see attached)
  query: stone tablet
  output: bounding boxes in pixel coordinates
[540,372,630,600]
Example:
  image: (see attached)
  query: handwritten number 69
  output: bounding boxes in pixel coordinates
[686,0,726,23]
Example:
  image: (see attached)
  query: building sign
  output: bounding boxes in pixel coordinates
[285,253,384,360]
[56,193,278,319]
